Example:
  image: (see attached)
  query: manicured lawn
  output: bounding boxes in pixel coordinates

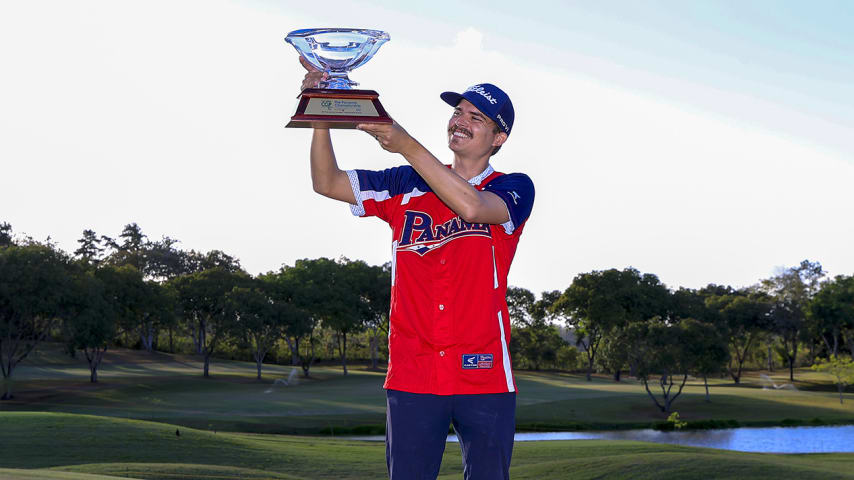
[3,347,854,478]
[2,412,854,480]
[513,370,854,430]
[4,345,852,434]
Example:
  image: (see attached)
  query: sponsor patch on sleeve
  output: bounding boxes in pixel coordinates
[462,353,493,369]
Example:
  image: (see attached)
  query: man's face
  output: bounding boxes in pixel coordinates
[447,99,507,156]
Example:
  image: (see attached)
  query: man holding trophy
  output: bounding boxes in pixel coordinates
[288,28,535,480]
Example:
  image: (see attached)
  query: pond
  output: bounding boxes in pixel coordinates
[350,425,854,454]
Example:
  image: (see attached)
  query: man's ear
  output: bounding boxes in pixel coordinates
[492,131,508,148]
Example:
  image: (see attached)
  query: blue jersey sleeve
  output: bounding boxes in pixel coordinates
[347,166,426,223]
[483,173,535,235]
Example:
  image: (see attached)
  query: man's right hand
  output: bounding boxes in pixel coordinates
[300,56,328,90]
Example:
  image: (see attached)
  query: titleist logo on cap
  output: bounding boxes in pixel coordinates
[465,85,499,105]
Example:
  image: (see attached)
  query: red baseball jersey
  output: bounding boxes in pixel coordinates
[347,164,535,395]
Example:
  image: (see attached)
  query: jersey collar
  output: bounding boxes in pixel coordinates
[467,164,495,186]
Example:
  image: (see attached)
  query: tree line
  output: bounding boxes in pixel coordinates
[2,221,853,409]
[1,222,389,400]
[508,261,854,410]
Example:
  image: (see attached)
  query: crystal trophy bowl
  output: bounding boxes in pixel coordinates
[286,28,390,90]
[284,28,392,129]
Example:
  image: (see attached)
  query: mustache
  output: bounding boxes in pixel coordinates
[448,125,472,137]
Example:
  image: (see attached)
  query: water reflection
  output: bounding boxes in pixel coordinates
[587,426,854,453]
[351,426,854,453]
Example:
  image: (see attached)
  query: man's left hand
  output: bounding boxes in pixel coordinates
[357,122,416,155]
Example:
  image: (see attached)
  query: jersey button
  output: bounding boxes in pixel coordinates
[440,258,446,265]
[439,351,445,357]
[439,304,445,310]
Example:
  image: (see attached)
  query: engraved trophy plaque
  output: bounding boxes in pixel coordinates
[285,28,392,129]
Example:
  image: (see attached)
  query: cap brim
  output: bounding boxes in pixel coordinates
[440,91,464,107]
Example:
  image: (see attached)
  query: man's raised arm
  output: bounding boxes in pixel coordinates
[301,57,356,204]
[310,129,356,204]
[357,122,510,225]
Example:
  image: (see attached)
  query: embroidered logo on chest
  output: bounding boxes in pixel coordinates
[397,210,491,256]
[462,354,494,369]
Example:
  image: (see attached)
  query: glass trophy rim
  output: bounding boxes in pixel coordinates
[286,28,390,42]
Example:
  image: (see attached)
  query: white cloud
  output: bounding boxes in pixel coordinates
[454,27,484,52]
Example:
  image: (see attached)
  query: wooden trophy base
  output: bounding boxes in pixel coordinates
[286,88,393,129]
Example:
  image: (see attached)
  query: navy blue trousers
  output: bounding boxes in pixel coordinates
[386,389,516,480]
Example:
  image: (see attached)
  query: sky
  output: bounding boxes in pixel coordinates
[1,0,853,296]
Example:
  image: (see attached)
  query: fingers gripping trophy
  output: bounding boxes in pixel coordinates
[285,27,535,480]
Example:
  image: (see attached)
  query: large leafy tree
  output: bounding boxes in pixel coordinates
[63,267,115,383]
[1,243,71,399]
[274,258,381,377]
[228,277,301,380]
[510,321,567,371]
[706,289,772,384]
[171,268,249,377]
[139,280,176,353]
[670,287,716,323]
[357,262,391,370]
[94,264,172,353]
[552,270,625,381]
[321,258,371,376]
[145,235,187,281]
[506,286,536,327]
[608,270,669,381]
[762,260,825,380]
[627,318,712,413]
[552,268,669,381]
[682,318,729,402]
[809,275,854,360]
[258,269,313,369]
[506,288,570,371]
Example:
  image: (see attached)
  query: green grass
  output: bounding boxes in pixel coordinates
[2,412,854,480]
[0,469,133,479]
[4,344,853,434]
[3,344,854,478]
[513,370,854,430]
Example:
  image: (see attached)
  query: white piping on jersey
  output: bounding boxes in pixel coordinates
[346,170,366,216]
[390,240,398,287]
[497,310,515,392]
[500,203,515,235]
[491,246,499,289]
[360,189,391,203]
[347,169,392,217]
[348,165,518,236]
[400,188,427,205]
